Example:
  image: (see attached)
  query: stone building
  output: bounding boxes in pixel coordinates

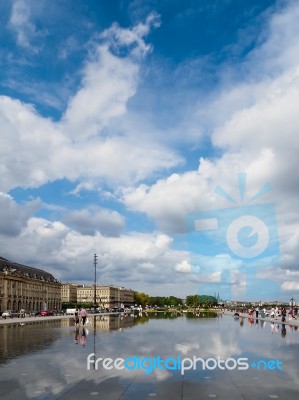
[76,284,134,308]
[61,283,78,303]
[0,257,61,313]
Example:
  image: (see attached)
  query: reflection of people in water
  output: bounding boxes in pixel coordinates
[281,324,287,338]
[74,327,79,344]
[239,316,244,327]
[281,307,286,322]
[271,323,279,334]
[80,327,87,346]
[271,322,278,334]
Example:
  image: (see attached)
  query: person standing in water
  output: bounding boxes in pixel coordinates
[80,307,88,326]
[74,308,79,326]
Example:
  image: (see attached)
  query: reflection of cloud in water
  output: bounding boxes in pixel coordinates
[175,343,200,354]
[1,315,299,398]
[154,368,171,381]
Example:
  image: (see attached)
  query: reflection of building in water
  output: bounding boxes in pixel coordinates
[0,320,63,364]
[77,285,134,308]
[91,315,136,331]
[0,257,61,313]
[60,318,73,328]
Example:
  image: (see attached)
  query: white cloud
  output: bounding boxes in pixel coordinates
[100,12,160,57]
[0,192,40,236]
[122,169,215,233]
[62,13,160,139]
[120,1,299,291]
[9,0,46,51]
[62,45,139,139]
[281,281,299,292]
[0,215,201,295]
[175,260,191,273]
[0,15,182,192]
[122,152,278,234]
[63,207,125,237]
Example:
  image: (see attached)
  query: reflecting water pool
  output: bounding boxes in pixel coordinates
[0,313,299,399]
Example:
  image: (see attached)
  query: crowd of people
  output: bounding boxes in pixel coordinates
[246,305,298,322]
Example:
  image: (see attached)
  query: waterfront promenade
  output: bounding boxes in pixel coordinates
[224,309,299,327]
[0,313,75,326]
[2,310,299,327]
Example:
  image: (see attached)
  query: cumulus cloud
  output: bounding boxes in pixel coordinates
[281,281,299,292]
[0,96,66,191]
[122,169,215,233]
[63,207,125,237]
[62,45,139,139]
[121,1,299,286]
[0,192,40,236]
[122,153,276,234]
[0,215,202,295]
[0,15,182,192]
[175,260,192,273]
[62,12,160,139]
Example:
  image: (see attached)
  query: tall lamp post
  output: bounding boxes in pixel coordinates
[94,254,98,313]
[93,253,98,370]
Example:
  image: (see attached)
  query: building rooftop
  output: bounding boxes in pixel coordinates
[0,256,58,283]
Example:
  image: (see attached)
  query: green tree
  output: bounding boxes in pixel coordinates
[185,294,217,308]
[186,295,200,307]
[198,295,217,306]
[133,291,150,307]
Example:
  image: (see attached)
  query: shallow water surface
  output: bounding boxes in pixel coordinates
[0,313,298,399]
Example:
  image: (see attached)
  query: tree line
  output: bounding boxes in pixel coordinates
[133,291,217,308]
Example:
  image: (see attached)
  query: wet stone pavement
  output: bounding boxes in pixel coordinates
[0,313,299,399]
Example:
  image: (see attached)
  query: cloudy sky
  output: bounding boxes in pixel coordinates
[1,0,299,301]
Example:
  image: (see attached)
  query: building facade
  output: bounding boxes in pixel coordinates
[61,283,78,303]
[0,257,61,313]
[76,285,134,308]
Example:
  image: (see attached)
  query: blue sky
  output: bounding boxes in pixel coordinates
[1,0,299,301]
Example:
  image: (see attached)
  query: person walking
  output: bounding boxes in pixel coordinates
[255,306,259,318]
[74,308,79,326]
[281,307,286,323]
[80,307,88,326]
